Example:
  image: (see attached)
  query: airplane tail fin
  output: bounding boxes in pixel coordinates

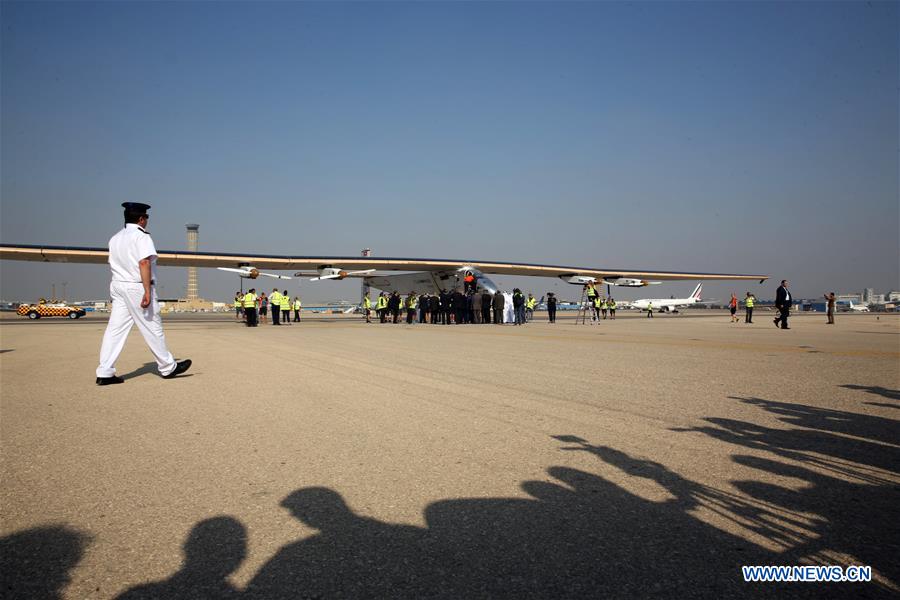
[691,283,702,300]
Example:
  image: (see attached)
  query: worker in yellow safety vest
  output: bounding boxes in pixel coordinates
[407,293,418,324]
[270,289,283,325]
[744,292,755,324]
[293,297,302,323]
[525,294,536,322]
[280,289,291,324]
[376,293,387,323]
[607,298,617,319]
[233,293,243,320]
[592,295,602,322]
[363,292,372,323]
[243,289,258,327]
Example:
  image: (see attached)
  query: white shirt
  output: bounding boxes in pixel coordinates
[108,223,158,283]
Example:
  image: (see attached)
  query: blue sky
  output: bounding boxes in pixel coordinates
[1,1,897,302]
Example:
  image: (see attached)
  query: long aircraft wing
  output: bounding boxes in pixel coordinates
[0,244,768,282]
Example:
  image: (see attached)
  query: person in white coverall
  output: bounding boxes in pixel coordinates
[95,202,192,385]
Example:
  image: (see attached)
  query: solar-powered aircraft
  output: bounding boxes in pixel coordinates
[0,244,768,296]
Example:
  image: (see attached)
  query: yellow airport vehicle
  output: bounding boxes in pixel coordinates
[16,301,86,320]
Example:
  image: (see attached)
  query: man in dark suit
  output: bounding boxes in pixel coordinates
[432,293,442,324]
[492,290,505,324]
[388,291,401,324]
[774,280,793,329]
[454,289,466,324]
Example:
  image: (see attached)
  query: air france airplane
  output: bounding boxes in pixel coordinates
[630,283,705,313]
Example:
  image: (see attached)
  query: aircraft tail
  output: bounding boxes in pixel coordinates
[691,283,702,300]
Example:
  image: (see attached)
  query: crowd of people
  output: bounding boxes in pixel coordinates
[230,280,803,329]
[583,283,617,321]
[234,289,302,327]
[364,288,540,325]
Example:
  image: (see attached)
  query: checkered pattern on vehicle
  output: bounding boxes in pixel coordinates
[17,305,78,317]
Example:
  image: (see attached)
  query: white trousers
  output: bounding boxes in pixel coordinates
[96,281,176,378]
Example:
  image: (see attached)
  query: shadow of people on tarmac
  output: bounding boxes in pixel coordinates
[674,397,900,484]
[731,454,900,589]
[840,384,900,409]
[672,396,899,595]
[117,361,194,380]
[115,517,245,600]
[119,362,162,380]
[244,487,437,599]
[115,401,898,599]
[0,525,89,600]
[735,396,900,447]
[246,455,837,598]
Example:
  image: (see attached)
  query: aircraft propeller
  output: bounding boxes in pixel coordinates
[294,268,376,281]
[217,267,292,280]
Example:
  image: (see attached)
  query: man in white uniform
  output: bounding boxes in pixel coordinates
[95,202,191,385]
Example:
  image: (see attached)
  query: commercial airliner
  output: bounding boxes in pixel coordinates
[630,283,706,313]
[0,244,767,295]
[839,300,869,313]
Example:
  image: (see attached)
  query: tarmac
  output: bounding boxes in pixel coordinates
[1,310,898,599]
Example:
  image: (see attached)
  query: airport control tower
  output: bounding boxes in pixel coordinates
[186,224,199,301]
[361,248,371,304]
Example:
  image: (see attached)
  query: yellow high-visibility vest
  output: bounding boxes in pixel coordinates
[376,296,387,310]
[587,286,597,298]
[608,300,616,309]
[280,294,290,310]
[745,297,755,308]
[364,296,371,309]
[526,298,536,309]
[270,291,282,306]
[233,299,241,308]
[409,296,418,309]
[294,299,302,310]
[243,293,256,308]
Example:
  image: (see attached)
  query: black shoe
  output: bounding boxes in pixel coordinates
[163,359,192,379]
[773,319,779,327]
[96,375,124,386]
